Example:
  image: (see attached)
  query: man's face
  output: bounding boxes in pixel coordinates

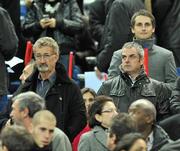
[32,119,55,148]
[131,15,155,39]
[10,101,24,125]
[121,47,143,75]
[34,46,58,74]
[128,104,147,132]
[83,92,95,112]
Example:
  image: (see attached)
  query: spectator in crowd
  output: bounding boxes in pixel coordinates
[154,0,180,67]
[107,113,137,151]
[128,99,171,151]
[98,42,173,121]
[113,133,147,151]
[0,125,34,151]
[95,0,145,72]
[31,110,56,151]
[14,37,86,141]
[22,0,85,69]
[78,95,118,151]
[10,91,72,151]
[19,59,36,84]
[108,9,177,89]
[72,87,97,151]
[159,77,180,140]
[0,6,18,112]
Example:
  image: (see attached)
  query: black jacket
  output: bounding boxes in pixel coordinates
[15,63,87,142]
[151,125,171,151]
[22,0,84,55]
[98,69,172,121]
[0,7,18,95]
[97,0,145,72]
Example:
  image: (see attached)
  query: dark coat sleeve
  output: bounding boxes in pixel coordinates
[0,7,18,60]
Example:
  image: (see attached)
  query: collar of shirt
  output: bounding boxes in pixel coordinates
[146,131,154,151]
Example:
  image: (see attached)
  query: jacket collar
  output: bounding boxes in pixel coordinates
[133,38,154,51]
[92,126,108,148]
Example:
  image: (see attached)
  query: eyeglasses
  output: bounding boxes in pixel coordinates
[101,108,118,114]
[34,53,55,61]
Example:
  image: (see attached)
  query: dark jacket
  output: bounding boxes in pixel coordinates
[15,63,87,141]
[0,6,18,95]
[151,125,171,151]
[98,69,172,121]
[154,0,180,67]
[22,0,84,54]
[159,139,180,151]
[97,0,145,72]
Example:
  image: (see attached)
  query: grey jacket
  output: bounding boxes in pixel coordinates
[53,128,72,151]
[108,40,177,89]
[78,126,109,151]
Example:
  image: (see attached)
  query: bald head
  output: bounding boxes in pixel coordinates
[130,99,157,122]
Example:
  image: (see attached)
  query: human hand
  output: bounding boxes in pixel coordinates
[48,18,56,28]
[40,18,51,29]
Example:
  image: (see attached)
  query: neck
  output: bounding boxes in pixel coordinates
[23,118,33,133]
[141,125,153,139]
[39,69,55,80]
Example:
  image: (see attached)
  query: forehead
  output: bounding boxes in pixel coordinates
[34,118,56,128]
[103,101,115,108]
[12,100,19,107]
[122,47,138,55]
[134,15,152,23]
[34,46,55,54]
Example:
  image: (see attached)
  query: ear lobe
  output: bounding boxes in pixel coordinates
[95,114,102,123]
[131,27,135,34]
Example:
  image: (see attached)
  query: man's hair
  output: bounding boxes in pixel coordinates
[12,91,45,118]
[32,110,57,126]
[0,125,34,151]
[131,99,157,123]
[113,133,145,151]
[131,9,156,28]
[33,37,60,55]
[88,95,114,128]
[81,87,97,98]
[109,113,137,144]
[122,42,144,59]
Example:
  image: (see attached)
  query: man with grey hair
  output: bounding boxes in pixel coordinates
[15,37,86,142]
[10,91,72,151]
[98,41,174,121]
[128,99,171,151]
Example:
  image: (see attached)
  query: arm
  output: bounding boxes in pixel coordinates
[108,50,122,79]
[78,134,91,151]
[56,0,85,36]
[0,7,18,60]
[164,52,177,89]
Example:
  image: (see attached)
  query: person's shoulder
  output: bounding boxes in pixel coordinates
[153,45,173,55]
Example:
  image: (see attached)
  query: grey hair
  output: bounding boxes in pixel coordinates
[12,91,45,118]
[33,37,60,55]
[122,42,144,58]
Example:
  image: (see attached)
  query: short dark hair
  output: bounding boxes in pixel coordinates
[12,91,45,118]
[81,87,97,98]
[109,113,137,144]
[131,9,156,28]
[0,125,34,151]
[113,133,145,151]
[88,95,114,128]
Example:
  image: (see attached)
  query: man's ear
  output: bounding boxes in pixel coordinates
[21,107,29,118]
[131,27,135,34]
[146,115,153,124]
[2,145,8,151]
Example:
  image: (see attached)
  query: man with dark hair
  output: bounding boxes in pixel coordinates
[108,9,177,89]
[15,37,86,141]
[0,125,34,151]
[98,41,174,121]
[128,99,171,151]
[107,113,137,151]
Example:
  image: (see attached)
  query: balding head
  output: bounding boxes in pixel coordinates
[130,99,156,121]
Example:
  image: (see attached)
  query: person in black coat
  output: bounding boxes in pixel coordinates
[14,37,87,142]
